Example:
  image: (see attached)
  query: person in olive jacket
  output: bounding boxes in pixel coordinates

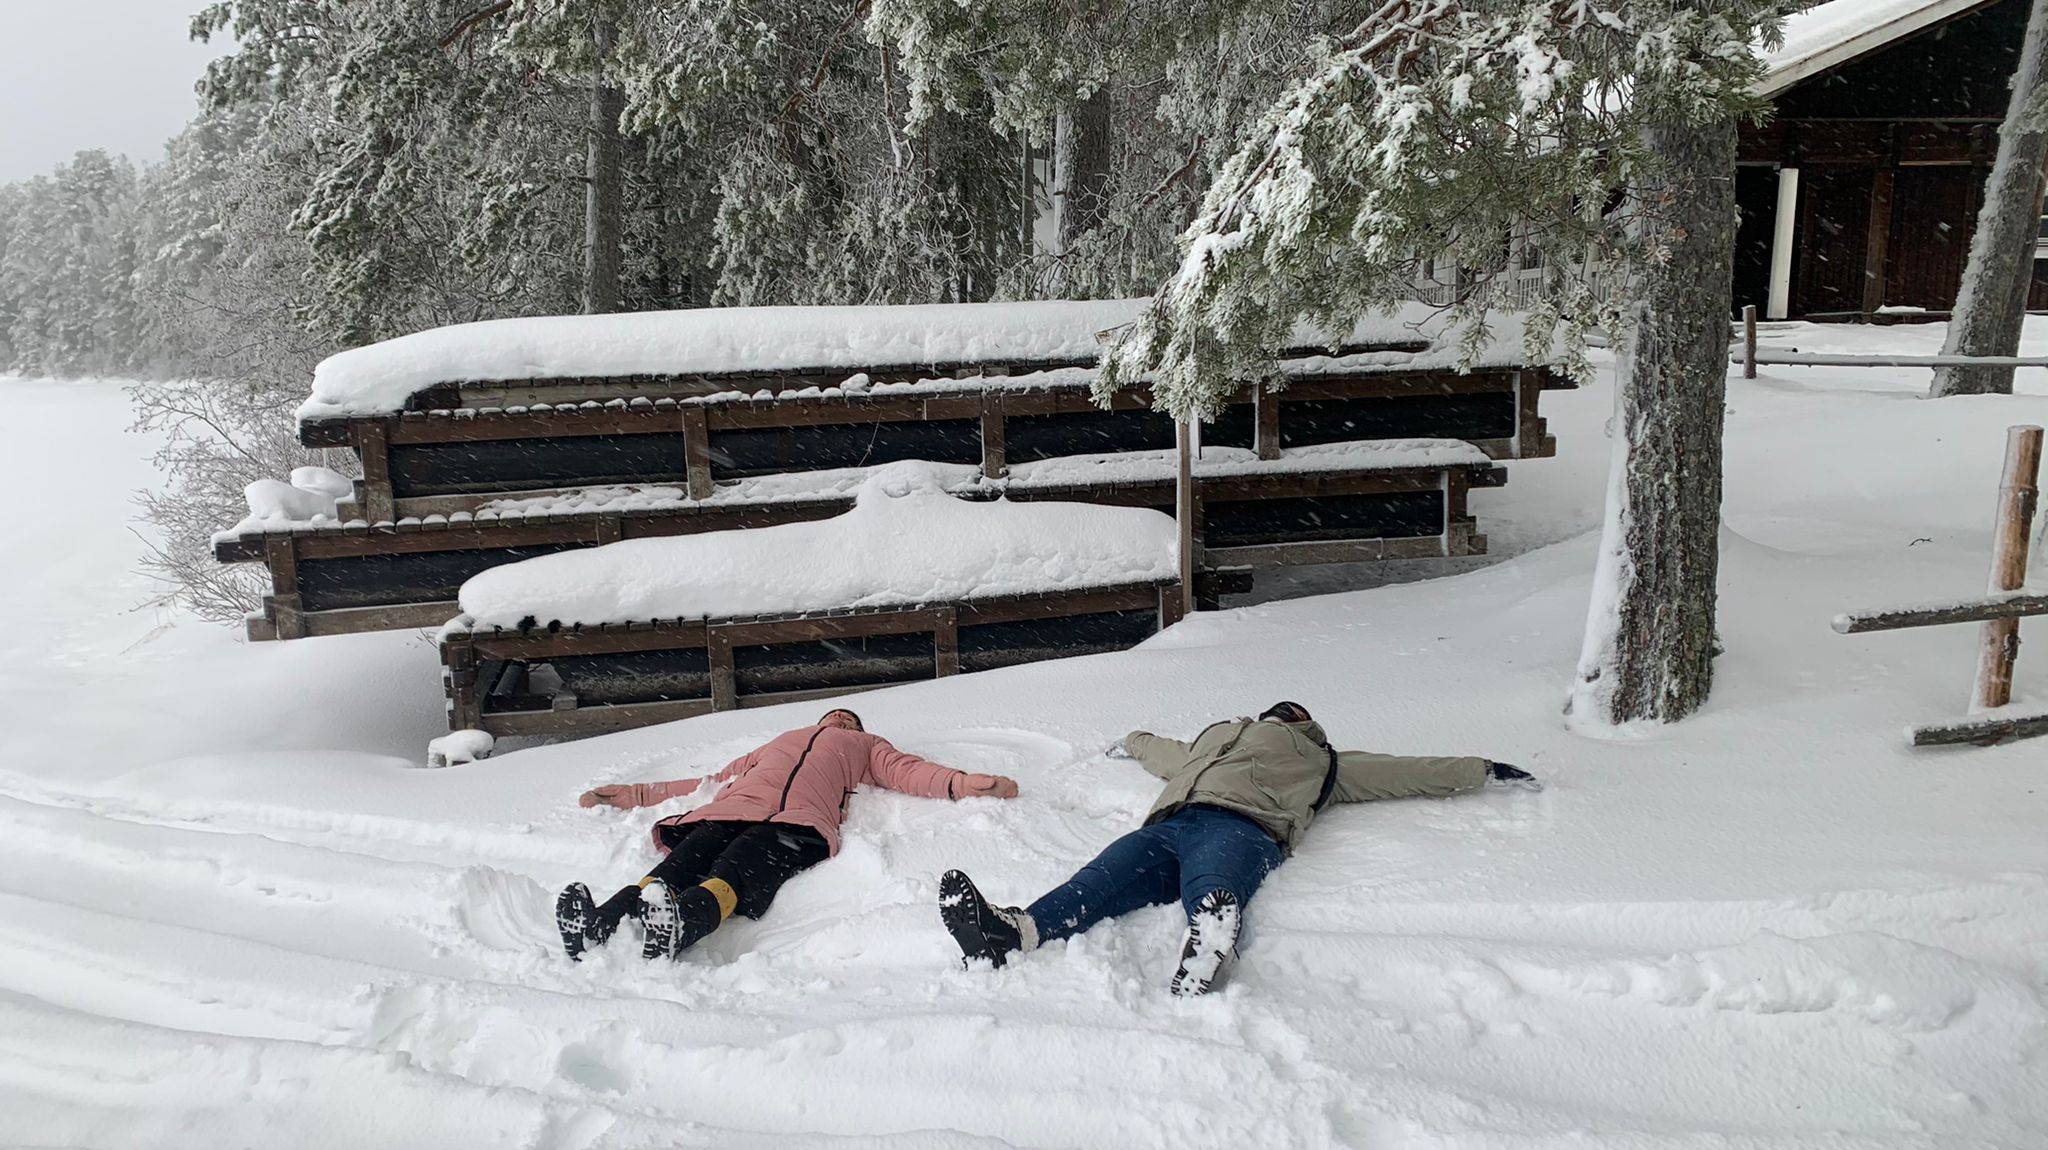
[939,701,1536,996]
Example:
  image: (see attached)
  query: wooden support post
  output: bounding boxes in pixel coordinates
[708,628,738,711]
[1175,418,1197,615]
[1860,167,1895,316]
[262,535,306,640]
[682,406,714,500]
[1742,305,1758,380]
[979,394,1008,480]
[1157,581,1187,629]
[1973,425,2043,711]
[1254,386,1281,461]
[357,420,396,524]
[445,640,483,731]
[933,607,960,677]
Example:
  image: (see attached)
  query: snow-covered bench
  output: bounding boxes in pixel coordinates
[291,299,1564,522]
[436,466,1198,741]
[218,441,1501,640]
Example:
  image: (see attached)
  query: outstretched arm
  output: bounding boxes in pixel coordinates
[1330,751,1490,803]
[866,737,1018,800]
[1122,730,1196,780]
[578,753,752,809]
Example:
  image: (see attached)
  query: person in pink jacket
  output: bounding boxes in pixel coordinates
[557,707,1019,961]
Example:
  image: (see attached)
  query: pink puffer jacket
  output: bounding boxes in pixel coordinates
[601,725,979,855]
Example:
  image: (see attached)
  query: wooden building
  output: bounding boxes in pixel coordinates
[1736,0,2043,320]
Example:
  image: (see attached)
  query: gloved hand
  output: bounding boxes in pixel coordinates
[952,773,1020,799]
[578,783,644,809]
[1485,762,1542,791]
[1104,736,1136,760]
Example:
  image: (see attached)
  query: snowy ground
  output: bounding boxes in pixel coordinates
[2,328,2045,1148]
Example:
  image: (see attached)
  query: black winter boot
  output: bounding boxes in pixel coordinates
[556,883,599,960]
[1170,889,1241,997]
[939,870,1037,969]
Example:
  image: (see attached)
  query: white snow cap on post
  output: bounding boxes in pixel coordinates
[454,461,1181,630]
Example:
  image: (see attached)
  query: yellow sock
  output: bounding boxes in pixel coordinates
[699,878,738,920]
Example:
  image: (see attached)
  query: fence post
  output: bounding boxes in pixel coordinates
[1973,425,2044,711]
[1176,417,1196,615]
[1742,305,1758,380]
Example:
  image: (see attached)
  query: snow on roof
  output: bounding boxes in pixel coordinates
[453,461,1179,630]
[298,299,1548,424]
[1759,0,1991,98]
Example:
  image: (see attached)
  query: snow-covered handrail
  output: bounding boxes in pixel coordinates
[1734,351,2048,369]
[1832,592,2048,634]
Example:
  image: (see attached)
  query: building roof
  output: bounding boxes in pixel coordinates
[1760,0,1998,98]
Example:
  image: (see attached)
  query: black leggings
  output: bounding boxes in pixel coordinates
[594,820,830,952]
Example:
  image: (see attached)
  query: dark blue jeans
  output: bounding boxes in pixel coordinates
[1027,806,1285,943]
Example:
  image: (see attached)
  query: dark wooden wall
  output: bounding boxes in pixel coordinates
[1732,0,2031,319]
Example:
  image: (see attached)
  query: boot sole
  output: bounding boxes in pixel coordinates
[1170,892,1241,997]
[938,869,1009,970]
[640,880,681,961]
[555,883,595,962]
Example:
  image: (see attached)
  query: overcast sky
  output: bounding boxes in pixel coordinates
[1,1,235,183]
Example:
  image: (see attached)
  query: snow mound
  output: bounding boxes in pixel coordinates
[298,299,1553,422]
[455,461,1180,630]
[240,467,352,526]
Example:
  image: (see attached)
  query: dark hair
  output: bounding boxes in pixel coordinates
[1259,701,1312,723]
[821,708,864,731]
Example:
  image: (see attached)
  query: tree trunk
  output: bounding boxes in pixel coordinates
[1054,90,1112,255]
[1931,0,2048,398]
[1567,116,1737,728]
[582,17,624,316]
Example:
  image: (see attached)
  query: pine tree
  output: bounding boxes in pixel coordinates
[1075,1,1779,727]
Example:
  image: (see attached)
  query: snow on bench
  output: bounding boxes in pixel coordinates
[298,298,1550,424]
[451,462,1178,632]
[220,440,1500,641]
[438,463,1197,740]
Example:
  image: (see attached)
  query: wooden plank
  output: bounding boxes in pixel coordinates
[266,594,307,642]
[299,600,463,637]
[1832,592,2048,634]
[468,618,711,659]
[1973,425,2042,711]
[443,638,484,730]
[1207,535,1456,567]
[979,394,1008,480]
[708,629,737,710]
[387,406,676,444]
[1861,166,1896,315]
[1176,419,1197,615]
[262,535,300,597]
[1254,386,1281,461]
[717,606,948,647]
[1742,305,1758,379]
[934,606,961,677]
[1911,708,2048,747]
[481,695,717,737]
[682,406,714,499]
[357,420,396,523]
[955,583,1164,626]
[1158,581,1188,629]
